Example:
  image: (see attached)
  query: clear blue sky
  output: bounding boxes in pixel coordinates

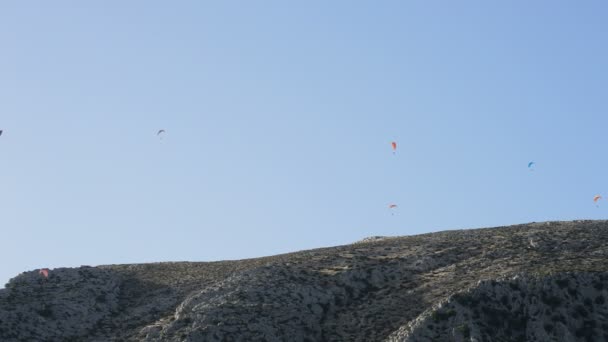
[2,1,608,286]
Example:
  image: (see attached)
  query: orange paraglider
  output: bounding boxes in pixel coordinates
[39,268,49,279]
[391,141,397,154]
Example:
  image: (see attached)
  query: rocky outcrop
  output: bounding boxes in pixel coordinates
[0,267,120,341]
[2,220,608,341]
[390,273,608,341]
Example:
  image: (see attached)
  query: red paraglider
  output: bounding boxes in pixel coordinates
[39,268,49,279]
[391,141,397,154]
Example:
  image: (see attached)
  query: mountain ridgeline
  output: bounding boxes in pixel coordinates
[2,220,608,341]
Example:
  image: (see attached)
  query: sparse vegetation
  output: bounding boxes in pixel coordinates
[455,324,471,338]
[431,309,456,322]
[3,220,608,341]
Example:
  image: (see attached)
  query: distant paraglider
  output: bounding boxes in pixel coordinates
[389,204,398,215]
[528,161,535,170]
[594,195,602,207]
[0,130,3,137]
[39,268,49,279]
[391,141,397,154]
[157,129,166,140]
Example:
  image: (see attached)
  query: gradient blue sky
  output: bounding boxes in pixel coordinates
[2,1,608,286]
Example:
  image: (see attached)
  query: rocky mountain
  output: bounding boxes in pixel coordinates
[2,220,608,341]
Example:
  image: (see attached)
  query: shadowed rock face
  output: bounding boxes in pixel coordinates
[2,220,608,341]
[389,273,608,342]
[0,267,120,341]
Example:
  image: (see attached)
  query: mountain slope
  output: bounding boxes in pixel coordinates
[2,220,608,341]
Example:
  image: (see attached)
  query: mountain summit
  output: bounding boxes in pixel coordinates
[2,220,608,341]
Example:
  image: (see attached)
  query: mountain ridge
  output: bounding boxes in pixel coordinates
[2,220,608,341]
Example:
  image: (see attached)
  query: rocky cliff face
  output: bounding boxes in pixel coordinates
[389,273,608,342]
[2,220,608,341]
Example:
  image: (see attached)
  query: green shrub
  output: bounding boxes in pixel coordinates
[455,324,471,338]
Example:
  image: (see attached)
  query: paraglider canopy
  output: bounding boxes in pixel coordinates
[39,268,49,278]
[157,129,165,135]
[0,130,3,136]
[388,204,398,215]
[594,195,602,203]
[391,141,397,153]
[528,161,535,168]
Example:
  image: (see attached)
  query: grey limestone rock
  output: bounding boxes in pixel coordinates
[389,273,608,341]
[3,220,608,341]
[0,267,120,342]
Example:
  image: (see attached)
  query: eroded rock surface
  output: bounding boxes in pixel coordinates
[390,273,608,341]
[2,220,608,341]
[0,267,120,341]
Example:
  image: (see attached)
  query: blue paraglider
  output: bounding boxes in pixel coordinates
[528,161,535,170]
